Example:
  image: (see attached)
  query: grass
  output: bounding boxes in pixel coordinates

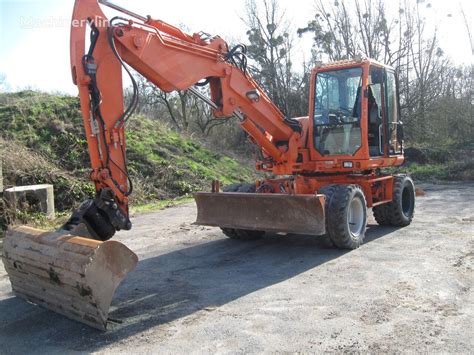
[129,195,194,215]
[11,211,71,231]
[393,162,474,182]
[125,117,254,199]
[397,145,474,182]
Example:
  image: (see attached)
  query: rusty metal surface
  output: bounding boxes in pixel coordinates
[1,226,138,330]
[194,193,326,236]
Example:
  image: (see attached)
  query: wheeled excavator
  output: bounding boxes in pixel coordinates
[2,0,416,330]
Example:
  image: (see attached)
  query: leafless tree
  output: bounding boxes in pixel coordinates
[243,0,309,117]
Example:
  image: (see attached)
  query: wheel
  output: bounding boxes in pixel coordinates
[222,183,242,193]
[326,185,367,249]
[220,183,265,240]
[373,204,390,226]
[385,175,415,226]
[318,184,339,247]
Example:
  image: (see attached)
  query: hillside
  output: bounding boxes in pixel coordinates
[0,91,255,213]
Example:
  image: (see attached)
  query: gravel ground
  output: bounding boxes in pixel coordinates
[0,183,473,353]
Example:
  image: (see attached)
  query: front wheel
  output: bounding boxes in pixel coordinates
[326,185,367,249]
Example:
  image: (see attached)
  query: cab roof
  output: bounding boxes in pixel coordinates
[313,57,394,72]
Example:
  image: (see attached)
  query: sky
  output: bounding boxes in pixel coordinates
[0,0,472,95]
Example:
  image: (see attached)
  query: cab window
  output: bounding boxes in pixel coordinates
[314,67,363,156]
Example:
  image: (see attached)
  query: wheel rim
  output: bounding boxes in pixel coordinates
[401,185,413,217]
[347,196,365,237]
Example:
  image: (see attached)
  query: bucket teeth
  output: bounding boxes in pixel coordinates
[1,226,138,330]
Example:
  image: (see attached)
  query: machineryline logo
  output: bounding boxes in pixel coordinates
[20,16,110,29]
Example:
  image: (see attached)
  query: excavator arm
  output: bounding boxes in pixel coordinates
[68,0,303,241]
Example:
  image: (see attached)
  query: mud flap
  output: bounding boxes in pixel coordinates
[1,226,138,330]
[194,192,326,235]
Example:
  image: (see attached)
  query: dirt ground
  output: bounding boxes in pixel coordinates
[0,183,473,353]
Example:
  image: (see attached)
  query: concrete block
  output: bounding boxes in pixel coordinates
[4,184,55,219]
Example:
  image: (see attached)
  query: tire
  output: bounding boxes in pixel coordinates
[385,175,415,226]
[373,204,391,226]
[318,185,339,247]
[326,185,367,249]
[222,183,242,193]
[220,183,265,240]
[319,184,339,209]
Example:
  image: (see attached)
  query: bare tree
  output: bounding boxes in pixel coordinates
[460,5,473,142]
[298,0,470,147]
[460,6,473,57]
[243,0,308,117]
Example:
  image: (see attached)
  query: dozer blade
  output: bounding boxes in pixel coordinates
[1,226,138,330]
[194,192,326,235]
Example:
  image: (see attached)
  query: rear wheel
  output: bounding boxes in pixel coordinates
[220,183,265,240]
[373,204,390,226]
[387,175,415,226]
[326,185,367,249]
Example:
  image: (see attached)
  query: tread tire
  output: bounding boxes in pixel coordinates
[318,185,339,247]
[326,184,367,250]
[386,175,415,226]
[373,204,391,226]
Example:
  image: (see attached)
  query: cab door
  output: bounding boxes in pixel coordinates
[367,66,382,156]
[384,70,403,155]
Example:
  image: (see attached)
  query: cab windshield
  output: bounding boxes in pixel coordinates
[314,67,363,155]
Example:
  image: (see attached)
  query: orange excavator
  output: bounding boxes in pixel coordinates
[2,0,415,330]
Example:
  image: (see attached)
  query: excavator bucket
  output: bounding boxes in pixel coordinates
[1,226,138,330]
[194,192,326,236]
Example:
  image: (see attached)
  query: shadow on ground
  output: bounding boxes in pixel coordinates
[0,224,398,353]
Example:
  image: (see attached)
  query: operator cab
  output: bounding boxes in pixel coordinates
[311,58,403,164]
